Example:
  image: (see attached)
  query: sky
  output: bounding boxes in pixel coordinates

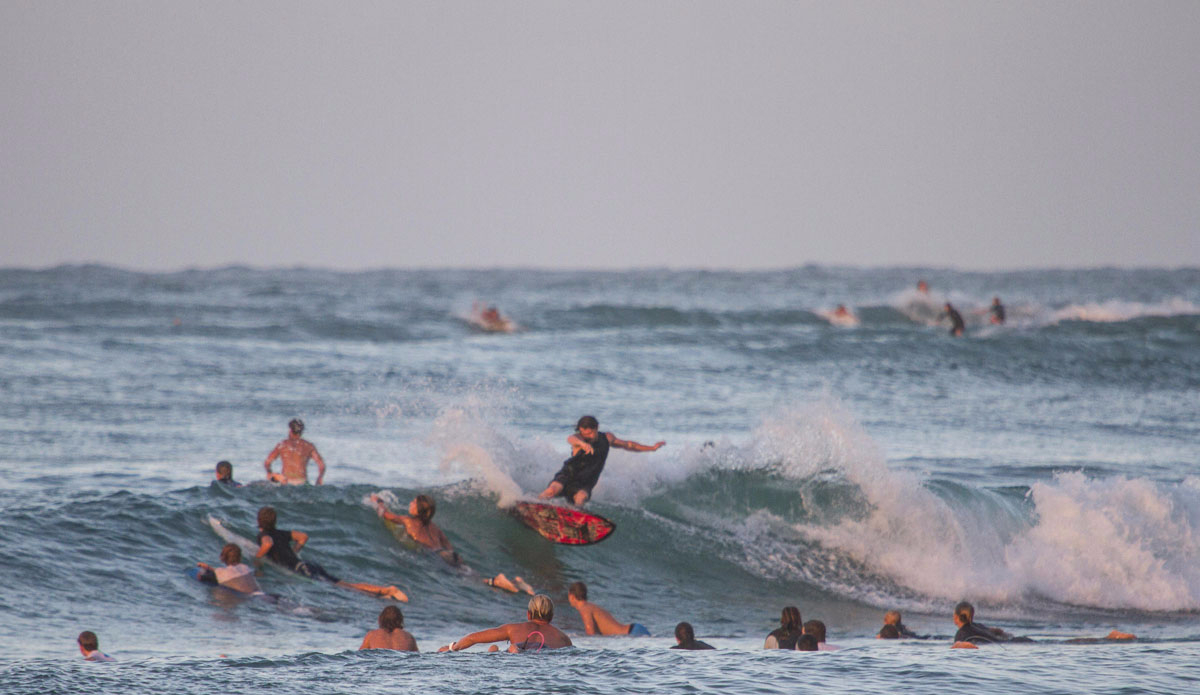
[2,1,1198,271]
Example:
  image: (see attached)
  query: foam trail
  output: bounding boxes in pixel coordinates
[1049,297,1200,324]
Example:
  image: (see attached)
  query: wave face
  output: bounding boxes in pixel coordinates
[2,264,1200,691]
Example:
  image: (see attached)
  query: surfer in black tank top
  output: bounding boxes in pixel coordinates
[538,415,667,506]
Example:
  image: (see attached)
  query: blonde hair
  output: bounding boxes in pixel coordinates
[527,594,554,622]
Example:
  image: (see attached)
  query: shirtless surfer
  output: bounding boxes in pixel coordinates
[263,419,325,485]
[359,605,418,651]
[438,594,571,652]
[567,581,651,636]
[538,415,665,506]
[369,493,533,594]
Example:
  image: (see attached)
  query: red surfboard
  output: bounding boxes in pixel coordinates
[510,502,616,545]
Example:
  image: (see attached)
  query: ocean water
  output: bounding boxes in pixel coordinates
[1,265,1198,694]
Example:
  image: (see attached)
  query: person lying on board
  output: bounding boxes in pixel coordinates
[255,506,407,601]
[538,415,665,506]
[196,543,265,596]
[567,581,650,636]
[263,418,326,485]
[950,601,1134,648]
[360,605,418,652]
[670,622,714,650]
[438,595,571,653]
[764,606,803,649]
[214,460,241,487]
[370,493,533,594]
[876,610,919,639]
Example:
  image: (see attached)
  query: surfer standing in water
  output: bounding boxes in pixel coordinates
[941,303,966,337]
[538,415,665,506]
[370,493,534,594]
[263,418,326,485]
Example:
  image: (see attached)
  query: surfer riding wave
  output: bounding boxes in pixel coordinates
[538,415,665,506]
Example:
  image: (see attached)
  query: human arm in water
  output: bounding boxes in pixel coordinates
[263,442,285,480]
[310,444,326,485]
[439,625,513,652]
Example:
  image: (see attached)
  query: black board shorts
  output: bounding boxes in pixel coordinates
[294,560,340,584]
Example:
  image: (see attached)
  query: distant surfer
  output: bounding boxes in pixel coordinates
[196,543,264,596]
[255,506,408,601]
[763,606,802,649]
[941,302,965,337]
[369,493,533,594]
[567,581,651,636]
[77,631,115,662]
[214,460,241,487]
[360,606,418,651]
[990,296,1006,324]
[671,622,714,650]
[876,610,917,639]
[263,418,326,485]
[438,594,572,652]
[803,620,841,651]
[917,279,930,294]
[538,415,665,506]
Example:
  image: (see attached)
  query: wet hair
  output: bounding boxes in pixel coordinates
[219,543,242,566]
[77,631,99,651]
[528,594,554,622]
[802,620,827,643]
[954,601,975,623]
[215,461,233,479]
[257,506,277,531]
[780,606,801,631]
[568,581,588,601]
[378,605,404,631]
[576,415,599,431]
[796,634,819,651]
[884,610,901,626]
[674,622,695,643]
[288,418,304,435]
[413,495,435,525]
[878,624,901,639]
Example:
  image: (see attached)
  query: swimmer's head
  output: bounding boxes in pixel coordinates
[674,622,695,644]
[884,610,901,626]
[797,634,819,651]
[257,506,277,531]
[568,581,588,602]
[576,415,599,433]
[215,460,233,480]
[954,601,975,625]
[802,620,827,643]
[77,631,99,652]
[378,605,404,631]
[220,543,242,566]
[780,606,802,631]
[917,280,929,293]
[527,594,554,622]
[412,495,435,524]
[288,418,304,435]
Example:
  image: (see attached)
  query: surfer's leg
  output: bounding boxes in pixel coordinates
[570,489,590,506]
[486,574,520,593]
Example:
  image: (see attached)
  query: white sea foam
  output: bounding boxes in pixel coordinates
[1047,297,1200,324]
[714,402,1200,612]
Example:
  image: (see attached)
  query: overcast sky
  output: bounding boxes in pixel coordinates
[2,1,1198,270]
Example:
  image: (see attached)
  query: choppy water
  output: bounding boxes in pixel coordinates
[2,265,1199,693]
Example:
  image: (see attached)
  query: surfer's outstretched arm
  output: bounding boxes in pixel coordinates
[608,433,665,452]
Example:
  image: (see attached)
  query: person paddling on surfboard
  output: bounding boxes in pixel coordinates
[255,506,408,601]
[196,543,264,595]
[370,493,534,594]
[263,418,326,485]
[538,415,665,506]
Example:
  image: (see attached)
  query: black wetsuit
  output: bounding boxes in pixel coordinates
[766,627,802,649]
[991,303,1006,324]
[258,527,339,583]
[552,433,611,501]
[672,639,715,650]
[954,621,1004,645]
[945,305,965,335]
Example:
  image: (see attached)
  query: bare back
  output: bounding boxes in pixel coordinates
[575,601,630,636]
[399,517,451,552]
[265,435,324,483]
[360,628,418,652]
